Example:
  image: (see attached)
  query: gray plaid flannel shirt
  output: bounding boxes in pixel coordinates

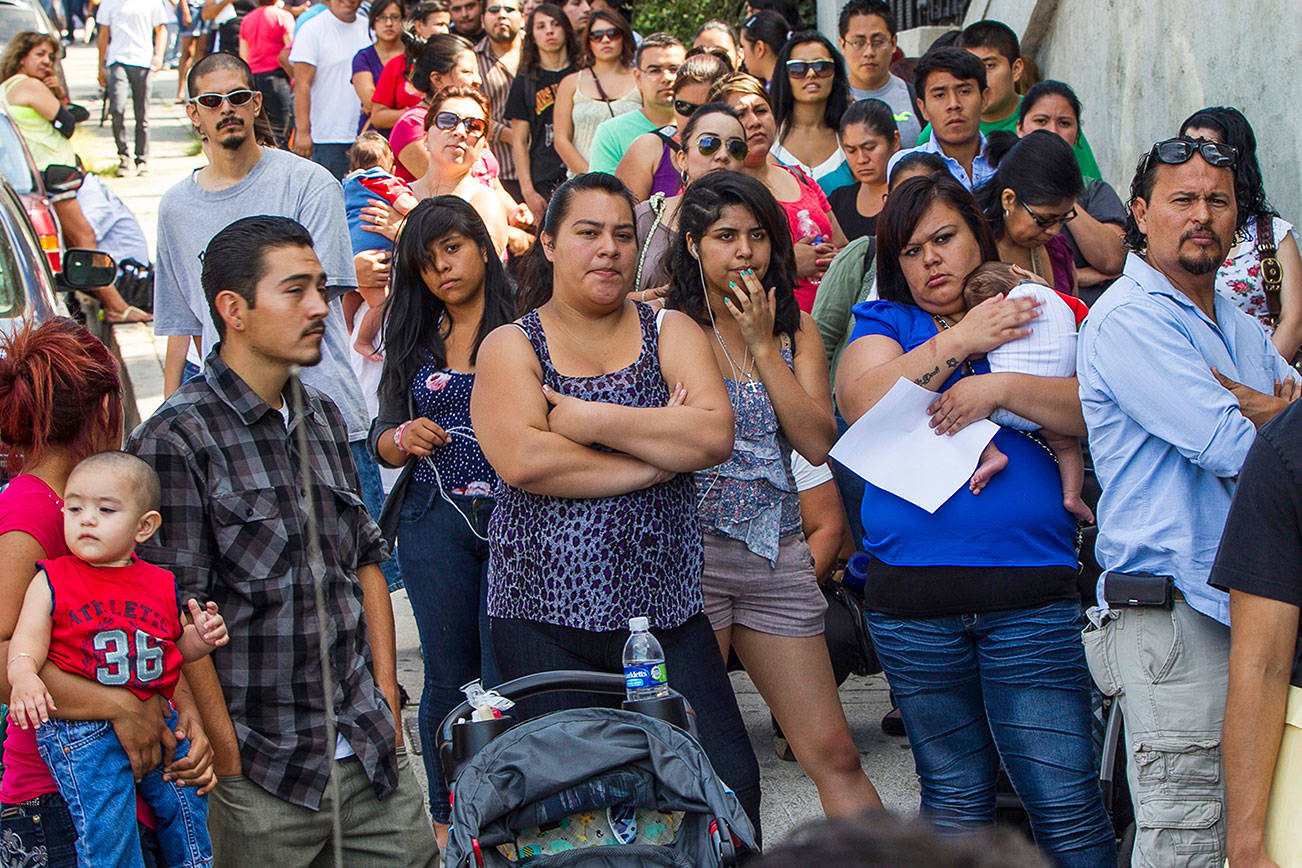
[127,352,396,810]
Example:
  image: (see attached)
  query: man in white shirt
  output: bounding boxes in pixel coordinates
[838,0,919,147]
[96,0,169,174]
[289,0,371,179]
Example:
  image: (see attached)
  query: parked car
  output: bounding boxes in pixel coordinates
[0,0,58,47]
[0,109,62,273]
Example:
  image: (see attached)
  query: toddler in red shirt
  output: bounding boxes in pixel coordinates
[7,450,228,868]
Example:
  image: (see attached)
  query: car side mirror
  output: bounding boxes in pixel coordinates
[62,249,117,288]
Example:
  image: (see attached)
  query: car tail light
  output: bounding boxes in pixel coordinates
[19,193,62,273]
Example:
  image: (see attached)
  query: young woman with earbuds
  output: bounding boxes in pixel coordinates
[664,171,883,819]
[369,196,516,847]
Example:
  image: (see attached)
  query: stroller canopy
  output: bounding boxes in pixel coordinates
[446,707,759,867]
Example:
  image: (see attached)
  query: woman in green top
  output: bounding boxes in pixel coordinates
[0,32,151,322]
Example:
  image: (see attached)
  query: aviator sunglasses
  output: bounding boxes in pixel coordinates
[431,111,488,140]
[785,59,835,78]
[189,89,257,109]
[693,134,748,161]
[1141,137,1238,173]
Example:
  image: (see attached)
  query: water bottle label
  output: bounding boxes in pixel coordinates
[623,663,668,690]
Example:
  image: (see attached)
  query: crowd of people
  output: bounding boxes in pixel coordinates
[2,0,1302,866]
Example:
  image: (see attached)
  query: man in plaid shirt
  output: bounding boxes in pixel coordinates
[128,216,438,865]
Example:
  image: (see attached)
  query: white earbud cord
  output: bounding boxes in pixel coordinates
[419,425,491,542]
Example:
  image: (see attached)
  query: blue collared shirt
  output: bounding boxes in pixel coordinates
[885,131,995,191]
[1077,253,1300,625]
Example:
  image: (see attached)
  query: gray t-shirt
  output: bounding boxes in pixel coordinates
[849,74,921,149]
[153,147,369,440]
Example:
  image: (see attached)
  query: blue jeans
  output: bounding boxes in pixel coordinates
[0,793,168,866]
[867,601,1115,867]
[35,708,212,868]
[396,481,497,823]
[349,440,403,591]
[311,144,350,181]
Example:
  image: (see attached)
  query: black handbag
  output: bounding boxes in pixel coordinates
[375,394,418,548]
[116,258,154,314]
[822,579,880,684]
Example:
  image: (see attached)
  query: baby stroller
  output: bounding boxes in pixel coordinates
[437,671,759,867]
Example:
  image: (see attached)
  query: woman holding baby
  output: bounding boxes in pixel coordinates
[834,171,1115,866]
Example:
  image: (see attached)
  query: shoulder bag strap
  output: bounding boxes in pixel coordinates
[588,68,616,117]
[634,192,668,292]
[1257,214,1284,320]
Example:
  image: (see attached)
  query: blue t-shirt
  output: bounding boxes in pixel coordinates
[342,166,411,256]
[847,299,1077,568]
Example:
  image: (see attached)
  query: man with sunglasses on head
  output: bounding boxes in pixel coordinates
[1077,136,1301,868]
[588,32,684,175]
[884,46,992,191]
[837,0,919,148]
[475,0,523,201]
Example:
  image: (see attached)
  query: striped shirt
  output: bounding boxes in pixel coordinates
[475,35,519,181]
[127,350,396,810]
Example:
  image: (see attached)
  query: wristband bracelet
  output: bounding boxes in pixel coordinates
[394,421,412,454]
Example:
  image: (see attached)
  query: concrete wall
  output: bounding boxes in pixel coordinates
[963,0,1302,221]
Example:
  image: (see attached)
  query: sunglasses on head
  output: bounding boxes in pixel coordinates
[588,26,620,41]
[1141,137,1238,173]
[190,89,256,109]
[432,110,487,139]
[1019,199,1076,230]
[693,134,748,161]
[785,59,834,78]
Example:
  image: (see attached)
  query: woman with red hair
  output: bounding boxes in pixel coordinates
[0,320,214,864]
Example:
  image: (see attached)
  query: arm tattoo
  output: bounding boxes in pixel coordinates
[914,366,941,386]
[945,357,959,369]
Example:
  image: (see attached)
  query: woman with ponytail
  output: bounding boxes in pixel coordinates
[471,172,764,837]
[0,320,213,864]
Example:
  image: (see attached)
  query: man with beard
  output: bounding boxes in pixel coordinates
[153,54,392,583]
[449,0,485,42]
[475,0,523,200]
[1077,137,1300,867]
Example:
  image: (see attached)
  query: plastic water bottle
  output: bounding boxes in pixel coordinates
[795,209,822,245]
[623,616,670,701]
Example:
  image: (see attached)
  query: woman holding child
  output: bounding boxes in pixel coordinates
[0,320,215,864]
[834,173,1115,865]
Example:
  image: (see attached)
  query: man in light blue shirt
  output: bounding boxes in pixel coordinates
[1077,136,1299,867]
[883,46,993,191]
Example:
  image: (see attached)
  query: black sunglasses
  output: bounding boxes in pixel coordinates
[1020,199,1076,230]
[694,134,748,161]
[485,4,516,12]
[190,89,257,109]
[673,98,701,117]
[785,59,834,79]
[1141,137,1238,173]
[432,110,487,139]
[588,26,620,41]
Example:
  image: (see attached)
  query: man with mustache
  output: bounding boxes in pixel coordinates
[1077,137,1300,867]
[129,216,438,865]
[152,53,402,589]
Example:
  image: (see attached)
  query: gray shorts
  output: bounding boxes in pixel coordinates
[702,533,827,637]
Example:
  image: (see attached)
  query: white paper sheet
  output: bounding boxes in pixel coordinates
[829,377,999,514]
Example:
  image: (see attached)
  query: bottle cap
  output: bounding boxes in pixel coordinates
[629,616,649,632]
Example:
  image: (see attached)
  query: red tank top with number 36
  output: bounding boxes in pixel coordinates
[39,555,185,701]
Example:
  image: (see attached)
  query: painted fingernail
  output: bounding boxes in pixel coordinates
[728,281,736,289]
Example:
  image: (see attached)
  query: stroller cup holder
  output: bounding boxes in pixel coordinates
[439,670,696,785]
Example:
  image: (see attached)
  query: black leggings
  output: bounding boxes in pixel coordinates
[491,613,762,841]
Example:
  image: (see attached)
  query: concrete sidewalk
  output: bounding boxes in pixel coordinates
[59,39,920,845]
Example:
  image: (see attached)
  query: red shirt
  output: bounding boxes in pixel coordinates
[238,6,294,75]
[41,555,185,702]
[372,54,422,118]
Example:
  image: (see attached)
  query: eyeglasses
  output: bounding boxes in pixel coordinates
[374,13,402,22]
[842,36,890,52]
[693,134,748,161]
[1019,199,1076,229]
[589,26,620,41]
[785,59,835,79]
[189,89,256,109]
[485,4,516,12]
[673,98,701,117]
[432,110,487,139]
[1141,137,1238,173]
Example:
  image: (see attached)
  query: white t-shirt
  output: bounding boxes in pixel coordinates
[288,9,371,143]
[791,451,834,492]
[98,0,169,67]
[986,282,1077,431]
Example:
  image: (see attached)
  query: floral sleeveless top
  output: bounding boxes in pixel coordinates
[695,342,801,566]
[486,303,704,632]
